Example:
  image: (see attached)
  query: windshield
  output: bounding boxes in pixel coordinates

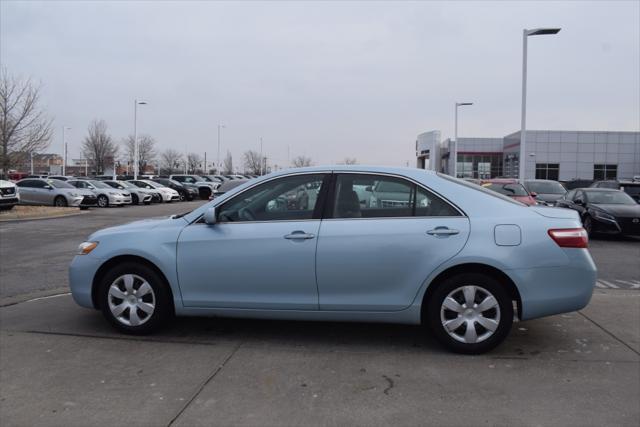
[118,181,136,189]
[586,191,636,205]
[525,181,566,195]
[483,183,529,197]
[105,181,125,189]
[47,179,74,189]
[437,173,525,206]
[145,181,164,188]
[89,180,112,189]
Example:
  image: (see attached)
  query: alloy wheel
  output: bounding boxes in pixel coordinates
[107,274,156,326]
[440,285,501,344]
[98,195,108,207]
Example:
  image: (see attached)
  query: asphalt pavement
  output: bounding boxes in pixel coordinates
[1,202,639,426]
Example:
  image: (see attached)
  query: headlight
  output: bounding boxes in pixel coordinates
[593,210,616,221]
[70,192,80,197]
[77,241,98,255]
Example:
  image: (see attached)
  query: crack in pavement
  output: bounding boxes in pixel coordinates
[167,341,244,427]
[578,311,640,356]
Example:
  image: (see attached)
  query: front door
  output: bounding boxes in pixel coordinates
[316,173,470,311]
[177,173,329,309]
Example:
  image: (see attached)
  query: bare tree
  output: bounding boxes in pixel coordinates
[292,155,312,168]
[81,120,117,174]
[223,150,233,174]
[342,157,358,165]
[243,150,263,175]
[124,134,156,174]
[160,149,183,175]
[187,152,202,173]
[0,69,53,176]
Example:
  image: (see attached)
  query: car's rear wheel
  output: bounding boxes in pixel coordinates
[97,195,109,208]
[426,273,513,354]
[98,263,172,334]
[54,196,68,207]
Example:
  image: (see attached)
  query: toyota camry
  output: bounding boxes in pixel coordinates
[69,166,596,354]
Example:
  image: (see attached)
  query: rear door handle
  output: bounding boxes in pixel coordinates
[427,227,460,236]
[284,231,316,240]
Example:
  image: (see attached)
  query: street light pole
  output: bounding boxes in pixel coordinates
[62,126,70,176]
[453,102,473,178]
[133,99,148,180]
[519,27,561,181]
[217,124,225,173]
[259,137,264,175]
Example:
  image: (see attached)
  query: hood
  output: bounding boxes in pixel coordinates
[0,180,16,188]
[89,216,186,240]
[590,203,640,218]
[534,193,564,202]
[75,189,95,196]
[532,206,580,220]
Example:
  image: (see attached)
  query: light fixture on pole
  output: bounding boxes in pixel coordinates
[62,126,71,176]
[132,99,148,180]
[217,123,226,173]
[453,102,473,178]
[519,27,560,181]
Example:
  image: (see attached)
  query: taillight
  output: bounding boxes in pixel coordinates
[548,228,588,248]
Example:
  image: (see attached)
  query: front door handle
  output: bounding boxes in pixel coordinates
[284,231,316,240]
[427,227,460,236]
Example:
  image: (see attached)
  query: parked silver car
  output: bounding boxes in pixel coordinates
[68,180,132,208]
[103,180,153,205]
[15,178,96,209]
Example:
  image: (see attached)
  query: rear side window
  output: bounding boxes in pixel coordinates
[332,174,460,219]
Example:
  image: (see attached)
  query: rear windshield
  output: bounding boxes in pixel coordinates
[47,179,74,189]
[525,181,566,195]
[437,173,525,206]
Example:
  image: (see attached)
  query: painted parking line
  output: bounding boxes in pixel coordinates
[596,279,640,290]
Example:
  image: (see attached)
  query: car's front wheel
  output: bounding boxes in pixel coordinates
[426,273,513,354]
[583,216,593,237]
[98,263,172,334]
[97,195,109,208]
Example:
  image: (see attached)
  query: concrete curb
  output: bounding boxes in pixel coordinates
[0,210,87,223]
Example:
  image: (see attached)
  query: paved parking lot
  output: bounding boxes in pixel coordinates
[1,202,639,426]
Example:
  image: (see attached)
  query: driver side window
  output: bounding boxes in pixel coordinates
[218,174,327,222]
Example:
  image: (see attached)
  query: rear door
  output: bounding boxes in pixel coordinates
[16,180,38,204]
[316,173,470,311]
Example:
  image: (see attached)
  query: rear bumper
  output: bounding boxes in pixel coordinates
[507,248,597,320]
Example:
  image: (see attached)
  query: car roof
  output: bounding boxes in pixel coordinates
[581,188,621,192]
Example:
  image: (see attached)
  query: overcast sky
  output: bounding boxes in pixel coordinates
[2,0,639,168]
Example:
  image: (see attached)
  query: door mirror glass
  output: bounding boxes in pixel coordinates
[204,207,216,225]
[44,185,52,190]
[574,198,584,205]
[530,192,538,197]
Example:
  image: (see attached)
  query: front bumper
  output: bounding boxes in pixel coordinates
[69,196,85,207]
[109,195,132,205]
[80,195,97,207]
[592,215,640,236]
[0,197,19,206]
[69,254,103,309]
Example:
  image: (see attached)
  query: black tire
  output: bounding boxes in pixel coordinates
[179,191,186,202]
[131,194,139,205]
[583,216,593,237]
[54,196,68,207]
[98,262,173,335]
[199,187,211,200]
[97,195,109,208]
[426,273,513,354]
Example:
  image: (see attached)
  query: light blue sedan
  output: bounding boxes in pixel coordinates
[69,166,596,353]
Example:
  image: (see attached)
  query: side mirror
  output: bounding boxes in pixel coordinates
[44,185,52,190]
[365,185,373,192]
[530,192,538,197]
[574,199,584,206]
[203,207,216,225]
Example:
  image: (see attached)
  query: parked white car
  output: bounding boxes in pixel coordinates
[68,180,132,208]
[128,179,180,202]
[0,179,20,210]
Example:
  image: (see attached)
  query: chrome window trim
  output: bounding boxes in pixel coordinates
[191,169,466,224]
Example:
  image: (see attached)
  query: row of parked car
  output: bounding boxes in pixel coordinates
[0,173,257,211]
[468,178,640,237]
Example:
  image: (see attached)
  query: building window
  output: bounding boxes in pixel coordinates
[535,163,560,180]
[593,164,617,180]
[456,153,503,178]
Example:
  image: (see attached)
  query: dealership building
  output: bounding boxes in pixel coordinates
[416,130,640,181]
